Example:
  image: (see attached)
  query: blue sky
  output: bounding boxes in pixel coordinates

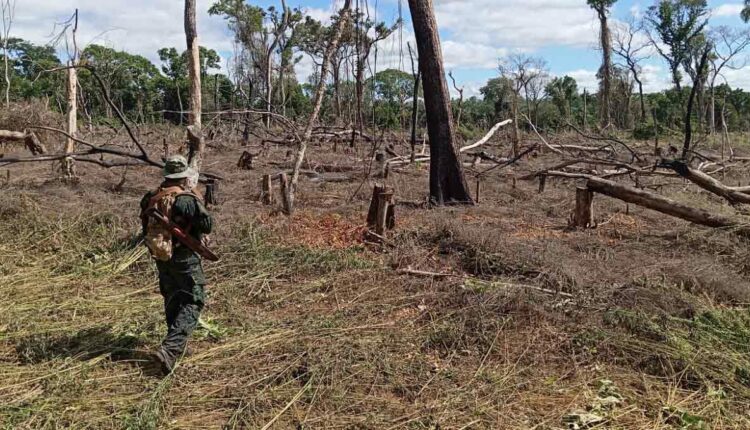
[12,0,750,97]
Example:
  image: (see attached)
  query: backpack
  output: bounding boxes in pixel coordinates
[142,185,199,262]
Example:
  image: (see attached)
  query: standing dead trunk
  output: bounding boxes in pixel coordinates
[62,9,78,179]
[1,0,14,108]
[352,52,366,148]
[511,90,520,156]
[583,89,588,131]
[62,65,78,178]
[265,52,274,128]
[709,85,716,135]
[185,0,204,171]
[408,0,473,205]
[287,0,352,214]
[682,46,711,160]
[408,42,420,163]
[175,79,184,125]
[595,6,612,128]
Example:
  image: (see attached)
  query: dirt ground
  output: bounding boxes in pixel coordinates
[3,128,750,429]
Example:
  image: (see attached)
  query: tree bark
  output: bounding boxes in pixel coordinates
[682,46,711,160]
[597,8,612,128]
[409,0,473,205]
[573,187,594,228]
[62,65,77,178]
[185,0,204,170]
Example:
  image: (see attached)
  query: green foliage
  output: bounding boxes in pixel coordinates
[646,0,709,88]
[586,0,618,13]
[367,68,416,129]
[545,76,578,121]
[480,77,513,121]
[208,0,264,44]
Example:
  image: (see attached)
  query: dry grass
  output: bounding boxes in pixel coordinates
[3,128,750,429]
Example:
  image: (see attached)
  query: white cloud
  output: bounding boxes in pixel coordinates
[434,0,599,49]
[443,41,507,69]
[718,66,750,90]
[640,64,672,93]
[561,64,673,95]
[713,4,744,18]
[564,69,599,93]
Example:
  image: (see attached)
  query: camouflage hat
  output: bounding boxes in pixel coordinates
[163,155,196,179]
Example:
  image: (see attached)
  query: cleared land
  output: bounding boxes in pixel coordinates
[2,128,750,429]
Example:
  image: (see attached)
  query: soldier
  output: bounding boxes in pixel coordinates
[140,155,213,374]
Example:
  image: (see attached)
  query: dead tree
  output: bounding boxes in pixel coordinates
[588,0,615,128]
[407,42,421,163]
[612,19,649,121]
[448,71,464,130]
[1,0,15,108]
[185,0,204,171]
[287,0,352,214]
[62,9,79,179]
[0,130,46,155]
[587,176,750,234]
[682,44,711,160]
[408,0,473,205]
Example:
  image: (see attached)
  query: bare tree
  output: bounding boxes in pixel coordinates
[185,0,204,171]
[408,0,473,205]
[612,19,650,121]
[448,71,464,130]
[499,54,547,155]
[262,0,295,128]
[707,26,750,134]
[0,0,15,107]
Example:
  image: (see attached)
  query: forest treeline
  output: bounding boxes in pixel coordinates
[3,0,750,140]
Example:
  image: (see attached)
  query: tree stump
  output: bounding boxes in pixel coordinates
[279,173,293,215]
[205,179,219,206]
[261,174,275,205]
[572,186,594,228]
[237,151,254,170]
[538,175,547,193]
[475,177,481,203]
[367,185,396,236]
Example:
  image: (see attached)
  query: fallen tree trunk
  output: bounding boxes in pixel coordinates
[661,160,750,205]
[0,130,46,155]
[587,176,750,233]
[459,119,512,153]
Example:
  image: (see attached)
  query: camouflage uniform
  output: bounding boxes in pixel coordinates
[140,156,213,373]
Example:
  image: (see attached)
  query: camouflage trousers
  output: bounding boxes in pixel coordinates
[156,260,206,364]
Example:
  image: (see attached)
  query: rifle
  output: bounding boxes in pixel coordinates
[144,208,220,262]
